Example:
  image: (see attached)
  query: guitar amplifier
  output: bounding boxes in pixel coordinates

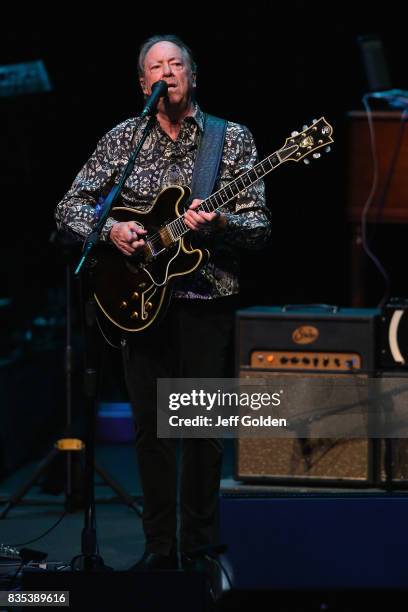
[235,305,381,486]
[379,298,408,368]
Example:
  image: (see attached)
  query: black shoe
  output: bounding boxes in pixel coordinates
[128,551,179,571]
[181,553,223,600]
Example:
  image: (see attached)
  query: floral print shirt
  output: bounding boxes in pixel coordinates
[55,105,271,299]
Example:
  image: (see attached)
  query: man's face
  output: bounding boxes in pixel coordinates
[139,41,196,110]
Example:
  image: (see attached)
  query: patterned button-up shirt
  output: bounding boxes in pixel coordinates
[55,105,271,299]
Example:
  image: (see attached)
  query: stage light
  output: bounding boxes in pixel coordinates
[0,60,52,97]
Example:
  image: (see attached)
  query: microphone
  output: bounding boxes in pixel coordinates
[140,80,168,118]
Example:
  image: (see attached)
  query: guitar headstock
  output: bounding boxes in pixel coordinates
[279,117,334,164]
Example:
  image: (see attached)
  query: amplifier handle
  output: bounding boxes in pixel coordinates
[281,303,339,313]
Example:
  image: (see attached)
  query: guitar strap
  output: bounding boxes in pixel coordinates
[189,113,227,204]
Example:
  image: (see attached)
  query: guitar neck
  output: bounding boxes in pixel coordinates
[167,144,297,240]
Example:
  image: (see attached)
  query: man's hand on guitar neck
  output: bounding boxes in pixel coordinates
[108,198,226,257]
[184,199,227,232]
[109,221,147,256]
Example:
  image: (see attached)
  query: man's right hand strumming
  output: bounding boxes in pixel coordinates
[109,221,147,256]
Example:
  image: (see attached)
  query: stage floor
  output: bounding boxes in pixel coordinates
[1,440,408,569]
[2,442,408,610]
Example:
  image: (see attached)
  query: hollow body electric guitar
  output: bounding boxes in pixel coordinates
[92,117,334,333]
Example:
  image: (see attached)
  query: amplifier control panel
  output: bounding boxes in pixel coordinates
[250,350,362,371]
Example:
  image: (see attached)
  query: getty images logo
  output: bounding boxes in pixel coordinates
[168,389,282,411]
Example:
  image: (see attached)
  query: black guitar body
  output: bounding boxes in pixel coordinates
[92,185,209,333]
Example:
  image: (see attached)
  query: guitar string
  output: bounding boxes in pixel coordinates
[146,155,277,249]
[145,158,274,250]
[146,148,291,247]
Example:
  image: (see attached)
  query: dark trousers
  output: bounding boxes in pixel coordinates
[122,296,237,555]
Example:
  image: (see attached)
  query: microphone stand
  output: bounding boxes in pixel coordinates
[71,110,157,571]
[75,113,156,277]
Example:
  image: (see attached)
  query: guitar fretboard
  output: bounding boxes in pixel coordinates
[167,144,297,240]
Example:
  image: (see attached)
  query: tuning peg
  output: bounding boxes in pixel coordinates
[291,131,299,136]
[312,153,321,159]
[312,118,318,124]
[303,159,310,165]
[325,146,331,153]
[302,125,308,130]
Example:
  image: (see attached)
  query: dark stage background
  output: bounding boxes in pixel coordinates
[1,4,408,473]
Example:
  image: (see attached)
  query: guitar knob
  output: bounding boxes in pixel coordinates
[120,301,128,310]
[312,153,321,159]
[130,311,139,319]
[291,131,299,136]
[145,302,153,311]
[325,146,331,153]
[131,292,140,300]
[302,125,308,130]
[312,118,318,123]
[303,159,310,165]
